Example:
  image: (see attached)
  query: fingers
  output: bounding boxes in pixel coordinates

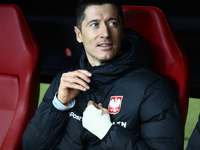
[57,70,92,105]
[98,103,109,115]
[87,101,98,108]
[85,101,109,116]
[60,70,92,91]
[78,70,92,77]
[97,103,103,108]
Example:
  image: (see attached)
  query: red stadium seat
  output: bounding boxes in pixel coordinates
[122,6,189,127]
[0,4,40,149]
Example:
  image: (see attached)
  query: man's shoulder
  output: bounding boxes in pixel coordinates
[125,67,166,81]
[121,67,172,89]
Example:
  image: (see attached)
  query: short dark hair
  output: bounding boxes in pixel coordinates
[76,0,123,30]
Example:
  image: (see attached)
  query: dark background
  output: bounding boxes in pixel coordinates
[1,0,200,98]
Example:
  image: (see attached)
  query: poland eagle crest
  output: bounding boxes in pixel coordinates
[108,96,123,114]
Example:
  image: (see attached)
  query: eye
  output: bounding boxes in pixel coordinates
[90,22,99,28]
[108,21,117,27]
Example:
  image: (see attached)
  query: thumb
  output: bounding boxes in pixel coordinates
[98,103,109,115]
[97,103,103,109]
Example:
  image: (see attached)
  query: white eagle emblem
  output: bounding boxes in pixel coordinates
[108,96,123,114]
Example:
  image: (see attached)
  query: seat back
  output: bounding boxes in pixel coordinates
[122,6,189,126]
[0,4,40,149]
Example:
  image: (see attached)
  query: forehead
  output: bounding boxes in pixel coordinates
[83,4,119,21]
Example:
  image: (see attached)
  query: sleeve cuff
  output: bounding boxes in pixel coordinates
[52,93,76,111]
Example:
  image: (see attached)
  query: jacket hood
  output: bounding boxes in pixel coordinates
[79,28,153,85]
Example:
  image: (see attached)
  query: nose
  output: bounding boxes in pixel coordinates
[100,23,110,38]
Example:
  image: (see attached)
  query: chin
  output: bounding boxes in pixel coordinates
[100,56,114,62]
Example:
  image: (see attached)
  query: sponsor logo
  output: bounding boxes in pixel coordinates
[112,121,127,128]
[69,111,82,121]
[108,96,123,114]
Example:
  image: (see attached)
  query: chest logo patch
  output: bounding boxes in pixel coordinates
[108,96,123,114]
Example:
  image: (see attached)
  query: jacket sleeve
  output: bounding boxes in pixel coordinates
[22,72,70,150]
[101,79,184,150]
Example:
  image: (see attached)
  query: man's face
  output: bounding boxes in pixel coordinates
[74,4,124,66]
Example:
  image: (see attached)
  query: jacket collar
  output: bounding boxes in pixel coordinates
[79,28,153,85]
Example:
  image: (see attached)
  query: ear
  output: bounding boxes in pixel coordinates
[74,26,83,43]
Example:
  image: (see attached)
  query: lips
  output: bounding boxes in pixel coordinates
[99,44,112,47]
[97,42,113,49]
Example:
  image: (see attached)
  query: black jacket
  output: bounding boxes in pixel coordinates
[23,28,183,150]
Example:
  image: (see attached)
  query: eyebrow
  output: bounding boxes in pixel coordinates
[108,17,119,22]
[87,19,98,26]
[86,17,120,26]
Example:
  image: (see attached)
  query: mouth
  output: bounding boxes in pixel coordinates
[97,43,113,49]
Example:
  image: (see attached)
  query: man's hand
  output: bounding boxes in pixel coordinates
[57,70,92,106]
[86,101,109,115]
[82,101,112,139]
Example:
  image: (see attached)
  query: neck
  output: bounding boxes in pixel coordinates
[88,59,105,67]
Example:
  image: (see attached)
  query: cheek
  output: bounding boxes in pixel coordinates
[82,39,94,52]
[83,39,94,49]
[82,33,94,44]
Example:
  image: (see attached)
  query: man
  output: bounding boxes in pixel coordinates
[23,0,183,149]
